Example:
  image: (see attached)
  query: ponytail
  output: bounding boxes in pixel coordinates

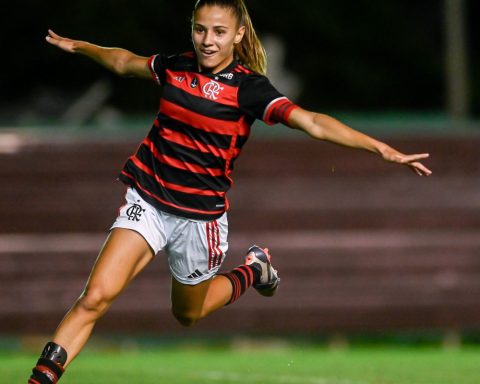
[234,1,267,75]
[192,0,267,75]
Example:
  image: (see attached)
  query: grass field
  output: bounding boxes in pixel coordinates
[5,343,480,384]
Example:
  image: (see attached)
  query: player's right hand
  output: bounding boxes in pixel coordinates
[45,29,78,53]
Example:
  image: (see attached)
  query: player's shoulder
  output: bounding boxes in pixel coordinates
[225,62,271,89]
[233,62,264,80]
[160,51,198,71]
[232,62,255,76]
[234,64,273,92]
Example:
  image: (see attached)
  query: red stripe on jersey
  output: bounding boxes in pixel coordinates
[143,137,224,177]
[271,102,298,124]
[160,99,250,136]
[263,97,299,125]
[121,170,226,216]
[148,55,161,85]
[165,70,239,108]
[131,156,224,197]
[160,126,240,161]
[233,64,253,74]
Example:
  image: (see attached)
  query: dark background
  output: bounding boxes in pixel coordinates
[1,0,479,122]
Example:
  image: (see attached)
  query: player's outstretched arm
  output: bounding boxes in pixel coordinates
[287,107,432,176]
[45,29,151,79]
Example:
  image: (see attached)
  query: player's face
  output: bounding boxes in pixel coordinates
[192,5,245,73]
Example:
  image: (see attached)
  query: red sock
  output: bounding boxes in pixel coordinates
[221,264,260,305]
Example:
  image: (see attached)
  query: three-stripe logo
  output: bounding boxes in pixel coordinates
[207,220,223,270]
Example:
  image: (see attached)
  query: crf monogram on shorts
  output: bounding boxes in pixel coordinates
[126,202,145,221]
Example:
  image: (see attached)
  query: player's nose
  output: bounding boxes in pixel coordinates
[202,30,214,46]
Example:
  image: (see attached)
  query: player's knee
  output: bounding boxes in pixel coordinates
[171,308,200,327]
[77,287,113,315]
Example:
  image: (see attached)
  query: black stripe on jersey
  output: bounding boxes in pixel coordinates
[148,128,227,169]
[121,162,226,207]
[162,83,243,122]
[235,135,249,149]
[158,114,249,151]
[136,144,231,192]
[156,114,232,150]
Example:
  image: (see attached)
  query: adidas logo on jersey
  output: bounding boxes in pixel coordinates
[174,76,185,83]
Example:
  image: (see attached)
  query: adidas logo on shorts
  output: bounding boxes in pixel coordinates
[187,269,204,279]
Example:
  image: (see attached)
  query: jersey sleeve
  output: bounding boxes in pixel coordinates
[147,54,169,86]
[238,74,299,126]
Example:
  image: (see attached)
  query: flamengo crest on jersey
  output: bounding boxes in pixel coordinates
[202,80,224,100]
[119,52,298,220]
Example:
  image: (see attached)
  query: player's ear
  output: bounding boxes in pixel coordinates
[234,25,246,45]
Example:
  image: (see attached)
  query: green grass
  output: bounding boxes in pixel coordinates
[6,345,480,384]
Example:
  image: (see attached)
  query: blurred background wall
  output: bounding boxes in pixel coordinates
[0,0,479,340]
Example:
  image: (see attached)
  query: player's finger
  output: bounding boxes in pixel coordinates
[402,153,430,163]
[411,162,432,176]
[48,29,62,39]
[45,34,56,44]
[46,30,64,45]
[413,168,422,176]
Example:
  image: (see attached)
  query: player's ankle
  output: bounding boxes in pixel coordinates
[29,342,68,383]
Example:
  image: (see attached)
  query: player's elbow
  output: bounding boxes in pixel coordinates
[113,58,130,77]
[112,51,136,77]
[305,113,327,140]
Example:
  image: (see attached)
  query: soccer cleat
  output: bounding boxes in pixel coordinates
[245,245,280,297]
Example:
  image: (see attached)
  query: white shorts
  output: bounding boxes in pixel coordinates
[111,187,228,285]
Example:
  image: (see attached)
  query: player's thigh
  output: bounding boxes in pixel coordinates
[84,228,154,300]
[170,276,212,315]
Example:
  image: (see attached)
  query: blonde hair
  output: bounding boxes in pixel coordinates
[192,0,267,75]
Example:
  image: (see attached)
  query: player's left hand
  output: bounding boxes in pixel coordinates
[381,147,432,176]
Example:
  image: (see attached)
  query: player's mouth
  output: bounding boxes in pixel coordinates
[200,49,218,58]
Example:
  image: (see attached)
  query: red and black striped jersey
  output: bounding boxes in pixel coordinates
[119,52,298,220]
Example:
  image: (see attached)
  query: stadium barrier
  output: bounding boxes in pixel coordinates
[1,134,479,335]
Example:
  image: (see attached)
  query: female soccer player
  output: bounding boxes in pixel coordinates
[28,0,431,382]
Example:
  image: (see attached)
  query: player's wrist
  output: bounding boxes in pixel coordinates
[73,40,92,55]
[370,142,391,159]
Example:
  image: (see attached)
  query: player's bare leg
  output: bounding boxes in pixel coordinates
[28,228,154,383]
[171,245,279,327]
[171,275,232,326]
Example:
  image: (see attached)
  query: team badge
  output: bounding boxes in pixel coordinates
[126,201,146,222]
[202,80,224,100]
